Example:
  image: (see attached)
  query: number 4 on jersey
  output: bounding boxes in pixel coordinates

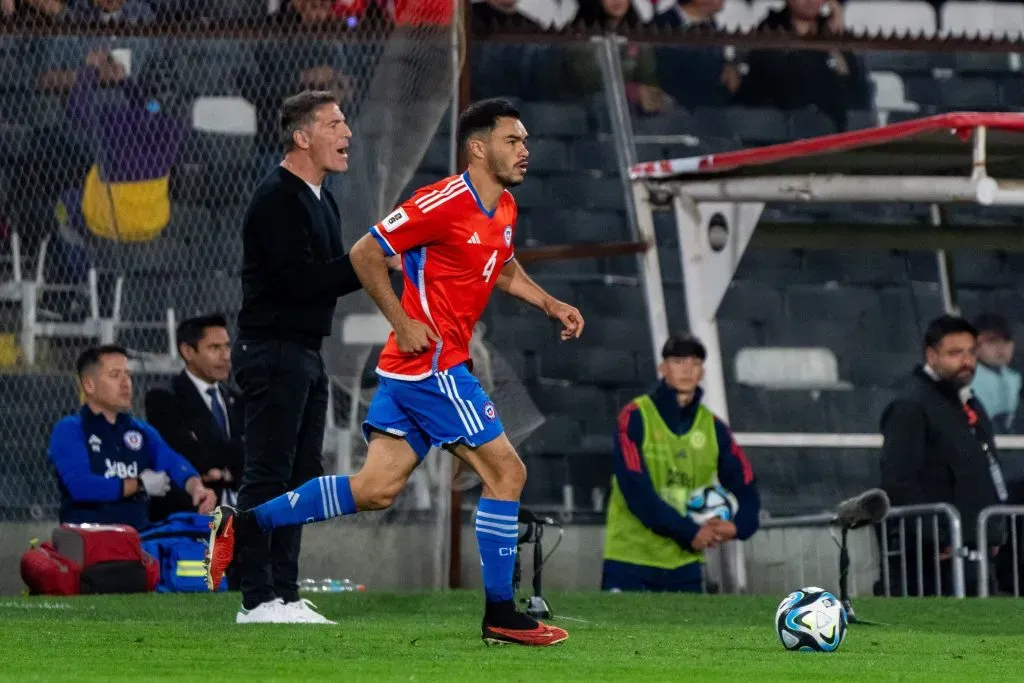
[482,249,498,282]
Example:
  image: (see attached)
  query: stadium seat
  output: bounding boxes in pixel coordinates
[718,281,785,323]
[544,209,627,244]
[508,178,547,209]
[715,0,757,31]
[694,107,790,145]
[869,72,920,113]
[940,1,1024,39]
[524,138,569,174]
[717,319,764,362]
[518,414,582,456]
[530,383,613,422]
[631,108,700,139]
[418,136,450,174]
[518,102,590,137]
[860,50,933,75]
[571,139,618,174]
[785,284,882,322]
[548,176,625,211]
[845,110,879,130]
[735,347,848,390]
[844,1,937,37]
[789,108,837,139]
[578,316,653,352]
[572,283,647,318]
[905,76,1000,110]
[951,251,1013,287]
[180,131,255,166]
[844,351,917,389]
[955,52,1015,76]
[192,97,257,135]
[823,387,898,432]
[539,347,639,386]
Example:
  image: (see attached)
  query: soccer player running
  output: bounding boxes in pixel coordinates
[206,99,583,646]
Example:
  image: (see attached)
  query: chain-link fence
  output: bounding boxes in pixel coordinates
[0,2,462,591]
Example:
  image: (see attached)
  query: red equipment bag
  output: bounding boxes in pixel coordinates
[21,524,159,596]
[20,541,81,596]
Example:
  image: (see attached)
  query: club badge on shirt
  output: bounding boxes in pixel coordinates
[503,225,512,246]
[123,430,143,451]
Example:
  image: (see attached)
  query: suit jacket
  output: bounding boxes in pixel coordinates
[144,372,245,521]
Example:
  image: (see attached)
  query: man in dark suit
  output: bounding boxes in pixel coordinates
[145,314,245,523]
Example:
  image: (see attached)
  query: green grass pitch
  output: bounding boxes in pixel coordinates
[3,591,1023,681]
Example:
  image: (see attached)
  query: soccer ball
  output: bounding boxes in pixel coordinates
[775,587,848,652]
[686,485,738,524]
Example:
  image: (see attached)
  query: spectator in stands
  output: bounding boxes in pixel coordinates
[47,52,186,289]
[145,314,244,523]
[23,0,155,23]
[652,0,734,109]
[879,315,1008,597]
[732,0,871,131]
[48,345,216,531]
[603,333,760,592]
[654,0,721,28]
[472,0,558,31]
[245,1,356,168]
[970,313,1021,435]
[564,0,670,115]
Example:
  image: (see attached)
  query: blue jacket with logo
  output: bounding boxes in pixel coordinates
[48,406,199,530]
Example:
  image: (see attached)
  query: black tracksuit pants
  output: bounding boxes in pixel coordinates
[233,338,328,609]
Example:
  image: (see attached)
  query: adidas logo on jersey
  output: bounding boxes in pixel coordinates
[467,233,482,244]
[287,491,300,508]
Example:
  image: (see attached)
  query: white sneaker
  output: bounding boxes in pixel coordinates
[235,599,287,624]
[280,598,337,624]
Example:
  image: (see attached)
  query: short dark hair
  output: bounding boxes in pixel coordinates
[661,333,707,361]
[973,312,1013,341]
[923,314,977,350]
[279,90,339,151]
[76,344,129,379]
[456,98,522,153]
[176,314,228,356]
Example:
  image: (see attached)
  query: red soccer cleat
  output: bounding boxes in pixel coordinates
[482,621,570,647]
[204,505,237,591]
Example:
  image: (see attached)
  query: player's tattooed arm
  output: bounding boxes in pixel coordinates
[496,259,585,341]
[350,234,438,353]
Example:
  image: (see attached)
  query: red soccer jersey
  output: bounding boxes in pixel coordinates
[369,172,517,380]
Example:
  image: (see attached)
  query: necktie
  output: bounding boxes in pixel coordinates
[207,387,228,436]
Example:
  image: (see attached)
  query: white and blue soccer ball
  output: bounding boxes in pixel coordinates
[775,587,848,653]
[686,485,738,524]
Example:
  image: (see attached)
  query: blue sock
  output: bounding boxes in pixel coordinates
[251,475,356,532]
[475,498,520,603]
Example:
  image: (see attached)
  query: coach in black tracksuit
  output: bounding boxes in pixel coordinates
[233,90,361,622]
[878,315,1008,597]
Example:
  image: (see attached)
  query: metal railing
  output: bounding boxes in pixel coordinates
[976,505,1024,598]
[749,503,966,598]
[879,503,965,599]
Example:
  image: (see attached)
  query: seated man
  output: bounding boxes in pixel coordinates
[48,344,216,530]
[603,333,760,592]
[145,314,244,522]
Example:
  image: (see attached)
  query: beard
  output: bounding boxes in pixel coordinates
[488,155,523,188]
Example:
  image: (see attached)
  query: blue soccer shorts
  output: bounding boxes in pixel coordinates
[362,363,505,460]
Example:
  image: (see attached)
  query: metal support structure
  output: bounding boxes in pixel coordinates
[930,204,959,315]
[669,193,764,421]
[976,505,1024,598]
[596,35,669,374]
[650,174,1003,204]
